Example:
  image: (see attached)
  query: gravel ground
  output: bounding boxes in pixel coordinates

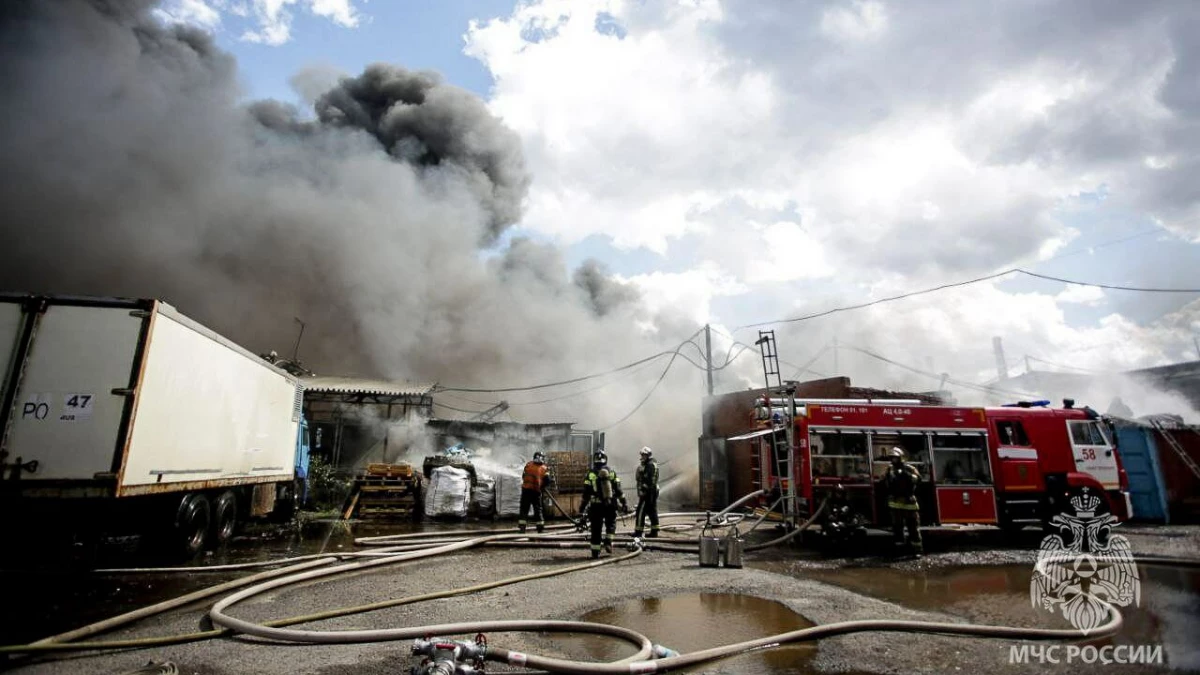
[6,522,1199,675]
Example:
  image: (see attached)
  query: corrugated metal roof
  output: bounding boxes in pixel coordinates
[300,376,435,397]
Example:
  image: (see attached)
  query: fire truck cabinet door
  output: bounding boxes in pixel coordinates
[935,486,998,524]
[1066,420,1120,489]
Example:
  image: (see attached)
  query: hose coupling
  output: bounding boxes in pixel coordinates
[411,637,487,675]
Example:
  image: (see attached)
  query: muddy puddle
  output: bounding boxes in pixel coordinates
[769,563,1200,671]
[548,593,816,674]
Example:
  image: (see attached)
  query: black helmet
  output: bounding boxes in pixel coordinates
[593,450,608,466]
[833,483,846,494]
[533,451,545,463]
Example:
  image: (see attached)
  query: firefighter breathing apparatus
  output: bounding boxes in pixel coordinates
[5,489,1199,674]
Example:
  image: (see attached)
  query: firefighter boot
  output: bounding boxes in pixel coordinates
[647,527,659,539]
[603,537,613,555]
[536,523,545,533]
[518,522,527,534]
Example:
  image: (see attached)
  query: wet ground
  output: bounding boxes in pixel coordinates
[0,517,419,645]
[2,517,1198,674]
[553,593,817,674]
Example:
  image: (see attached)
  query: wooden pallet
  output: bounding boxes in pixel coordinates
[342,463,422,520]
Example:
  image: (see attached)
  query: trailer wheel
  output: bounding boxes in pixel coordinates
[175,493,211,559]
[214,491,239,546]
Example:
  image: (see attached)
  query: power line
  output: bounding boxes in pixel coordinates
[437,391,505,407]
[1016,269,1200,293]
[436,327,705,393]
[842,344,1040,399]
[600,344,690,430]
[1037,228,1160,265]
[737,270,1017,329]
[1025,355,1104,374]
[737,268,1200,330]
[432,400,490,415]
[708,324,829,379]
[508,358,665,406]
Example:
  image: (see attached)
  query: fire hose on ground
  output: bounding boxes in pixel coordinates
[3,490,1199,674]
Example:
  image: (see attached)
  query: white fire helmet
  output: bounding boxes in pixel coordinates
[640,447,653,459]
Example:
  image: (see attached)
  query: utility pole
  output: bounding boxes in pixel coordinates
[704,324,714,396]
[992,336,1009,381]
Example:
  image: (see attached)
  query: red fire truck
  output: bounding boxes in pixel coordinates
[734,399,1131,531]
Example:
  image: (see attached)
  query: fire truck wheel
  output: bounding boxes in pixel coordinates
[174,493,211,559]
[213,491,239,546]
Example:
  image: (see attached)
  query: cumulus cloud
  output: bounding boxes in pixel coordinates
[156,0,363,45]
[464,0,1200,415]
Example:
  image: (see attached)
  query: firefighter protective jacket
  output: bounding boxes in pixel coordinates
[885,461,921,510]
[522,461,550,491]
[581,465,625,508]
[635,461,659,495]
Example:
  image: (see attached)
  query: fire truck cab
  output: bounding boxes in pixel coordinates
[743,398,1131,532]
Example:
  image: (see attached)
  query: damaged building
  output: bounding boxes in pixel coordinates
[300,377,435,470]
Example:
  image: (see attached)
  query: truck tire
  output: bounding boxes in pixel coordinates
[272,480,299,523]
[175,493,211,559]
[213,490,239,546]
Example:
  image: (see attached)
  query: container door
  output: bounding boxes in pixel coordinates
[1113,427,1167,521]
[3,304,144,480]
[1067,420,1120,489]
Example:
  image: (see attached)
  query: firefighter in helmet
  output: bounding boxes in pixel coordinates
[579,450,629,558]
[822,483,864,546]
[884,447,922,553]
[633,446,660,538]
[519,451,552,533]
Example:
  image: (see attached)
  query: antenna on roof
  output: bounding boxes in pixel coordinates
[291,317,306,363]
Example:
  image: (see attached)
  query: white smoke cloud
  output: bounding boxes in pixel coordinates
[464,0,1200,420]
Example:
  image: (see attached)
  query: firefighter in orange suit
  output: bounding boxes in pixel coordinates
[519,451,551,533]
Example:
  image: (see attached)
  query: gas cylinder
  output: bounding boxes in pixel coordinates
[723,523,744,569]
[698,516,721,567]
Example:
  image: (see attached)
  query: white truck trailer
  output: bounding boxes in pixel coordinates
[0,294,310,558]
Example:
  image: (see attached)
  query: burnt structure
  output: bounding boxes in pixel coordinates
[301,377,434,471]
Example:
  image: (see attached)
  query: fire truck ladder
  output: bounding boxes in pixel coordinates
[756,331,798,528]
[755,330,783,391]
[1149,418,1200,481]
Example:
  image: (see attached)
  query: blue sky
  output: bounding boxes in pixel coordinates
[196,0,1200,382]
[215,2,510,104]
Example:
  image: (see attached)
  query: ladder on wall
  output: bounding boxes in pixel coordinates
[1150,418,1200,481]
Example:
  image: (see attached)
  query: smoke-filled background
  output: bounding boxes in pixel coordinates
[0,0,707,478]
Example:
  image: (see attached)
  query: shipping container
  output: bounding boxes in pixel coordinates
[0,294,308,558]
